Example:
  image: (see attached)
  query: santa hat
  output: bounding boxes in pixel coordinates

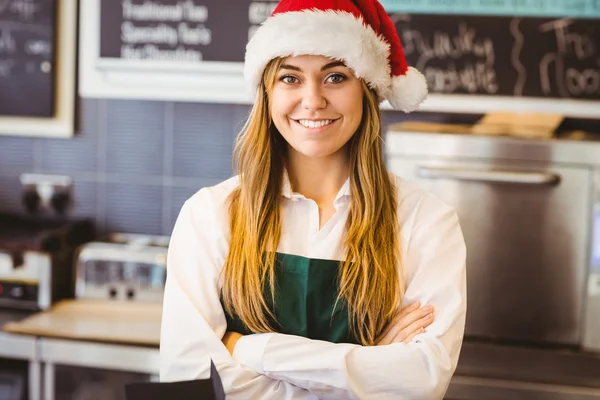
[244,0,428,113]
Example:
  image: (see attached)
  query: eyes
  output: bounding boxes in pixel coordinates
[279,73,347,85]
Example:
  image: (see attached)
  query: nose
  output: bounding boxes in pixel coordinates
[301,82,326,112]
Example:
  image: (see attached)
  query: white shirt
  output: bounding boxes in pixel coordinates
[160,174,467,400]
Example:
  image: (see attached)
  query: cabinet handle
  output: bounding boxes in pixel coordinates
[416,166,561,185]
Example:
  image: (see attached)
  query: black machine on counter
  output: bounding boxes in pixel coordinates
[0,213,95,310]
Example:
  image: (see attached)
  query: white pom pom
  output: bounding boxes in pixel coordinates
[387,67,428,113]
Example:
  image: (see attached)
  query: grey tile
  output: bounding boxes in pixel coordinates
[105,182,163,235]
[0,174,24,213]
[168,185,203,233]
[232,104,252,137]
[0,137,35,170]
[38,99,99,173]
[69,179,97,219]
[106,100,166,176]
[38,141,98,174]
[172,103,235,179]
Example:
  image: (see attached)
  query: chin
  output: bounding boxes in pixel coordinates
[295,147,340,159]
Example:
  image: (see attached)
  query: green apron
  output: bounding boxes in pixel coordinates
[223,252,360,344]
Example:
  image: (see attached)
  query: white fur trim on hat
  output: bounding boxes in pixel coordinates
[388,67,428,112]
[244,10,392,99]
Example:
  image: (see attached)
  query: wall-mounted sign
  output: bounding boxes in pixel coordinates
[392,14,600,117]
[79,0,600,118]
[0,0,77,138]
[80,0,278,104]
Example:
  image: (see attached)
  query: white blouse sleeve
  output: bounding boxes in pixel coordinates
[232,193,467,400]
[159,191,317,400]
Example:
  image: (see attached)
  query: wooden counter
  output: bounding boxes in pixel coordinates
[3,299,162,347]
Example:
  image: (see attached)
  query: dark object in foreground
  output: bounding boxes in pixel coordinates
[125,361,225,400]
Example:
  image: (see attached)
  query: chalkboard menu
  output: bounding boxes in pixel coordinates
[99,0,276,63]
[79,0,600,117]
[393,14,600,101]
[0,0,56,117]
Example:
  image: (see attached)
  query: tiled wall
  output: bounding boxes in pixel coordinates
[0,99,409,236]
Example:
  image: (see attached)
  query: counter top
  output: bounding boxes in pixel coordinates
[1,301,161,375]
[3,299,162,347]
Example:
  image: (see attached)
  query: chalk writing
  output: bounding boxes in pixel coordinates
[119,0,211,60]
[394,13,600,100]
[248,1,277,41]
[97,2,600,102]
[122,0,207,22]
[539,18,600,96]
[121,44,202,61]
[6,0,39,20]
[0,26,16,53]
[402,22,498,93]
[510,18,526,96]
[25,39,50,55]
[0,0,55,117]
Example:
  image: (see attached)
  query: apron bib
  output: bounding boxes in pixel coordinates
[223,252,359,344]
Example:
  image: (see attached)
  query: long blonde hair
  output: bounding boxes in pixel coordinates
[221,58,403,345]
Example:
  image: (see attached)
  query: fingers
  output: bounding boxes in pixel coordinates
[388,305,432,341]
[377,301,420,343]
[222,331,243,355]
[376,302,434,346]
[393,311,434,344]
[402,327,425,344]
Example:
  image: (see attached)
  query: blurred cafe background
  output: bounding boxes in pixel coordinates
[1,1,600,399]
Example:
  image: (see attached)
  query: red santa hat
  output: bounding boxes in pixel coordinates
[244,0,428,113]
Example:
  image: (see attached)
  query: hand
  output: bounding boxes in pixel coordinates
[222,331,243,355]
[376,301,434,346]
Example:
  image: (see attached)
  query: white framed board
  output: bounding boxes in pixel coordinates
[78,0,600,118]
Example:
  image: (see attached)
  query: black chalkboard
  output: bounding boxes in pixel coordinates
[392,14,600,100]
[95,1,600,104]
[100,0,278,63]
[0,0,57,117]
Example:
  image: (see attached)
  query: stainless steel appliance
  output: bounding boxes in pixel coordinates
[0,214,95,311]
[385,125,600,399]
[74,233,168,303]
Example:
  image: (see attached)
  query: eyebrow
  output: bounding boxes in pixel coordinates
[279,61,347,72]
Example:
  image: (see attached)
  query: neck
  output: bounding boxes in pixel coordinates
[286,146,350,205]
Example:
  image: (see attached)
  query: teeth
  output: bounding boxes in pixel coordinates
[298,119,334,129]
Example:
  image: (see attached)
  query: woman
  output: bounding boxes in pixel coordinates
[160,0,466,399]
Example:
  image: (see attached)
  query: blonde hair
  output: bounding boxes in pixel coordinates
[221,58,403,345]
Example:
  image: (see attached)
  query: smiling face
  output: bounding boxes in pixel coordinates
[268,55,364,161]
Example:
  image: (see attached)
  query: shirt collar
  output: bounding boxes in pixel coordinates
[281,170,351,205]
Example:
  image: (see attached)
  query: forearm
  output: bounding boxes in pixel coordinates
[161,350,316,400]
[160,313,317,400]
[234,329,462,400]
